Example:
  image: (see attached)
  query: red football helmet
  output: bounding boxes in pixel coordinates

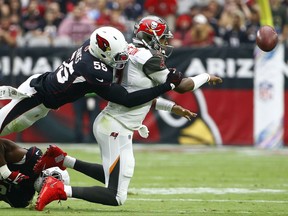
[134,16,174,57]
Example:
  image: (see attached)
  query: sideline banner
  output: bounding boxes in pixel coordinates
[254,44,284,148]
[0,47,287,145]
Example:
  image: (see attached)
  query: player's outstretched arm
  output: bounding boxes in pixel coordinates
[171,105,197,121]
[166,68,222,93]
[153,98,197,121]
[96,70,183,108]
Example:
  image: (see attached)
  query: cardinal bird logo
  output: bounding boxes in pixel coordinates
[96,34,111,52]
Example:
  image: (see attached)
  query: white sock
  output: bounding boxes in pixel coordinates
[0,164,12,179]
[64,185,72,197]
[63,156,76,168]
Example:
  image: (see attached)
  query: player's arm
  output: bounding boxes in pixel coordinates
[144,58,222,94]
[175,72,223,93]
[0,138,29,184]
[152,98,197,121]
[95,69,183,108]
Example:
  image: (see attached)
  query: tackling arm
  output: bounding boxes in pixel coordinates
[96,70,183,108]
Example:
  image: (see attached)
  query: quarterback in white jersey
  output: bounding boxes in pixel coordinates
[93,16,222,206]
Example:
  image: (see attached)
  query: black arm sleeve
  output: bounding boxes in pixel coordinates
[95,83,171,108]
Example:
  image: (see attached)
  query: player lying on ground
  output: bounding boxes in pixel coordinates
[33,102,197,210]
[0,138,69,208]
[0,26,183,137]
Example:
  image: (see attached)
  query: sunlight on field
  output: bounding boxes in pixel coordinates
[1,144,288,216]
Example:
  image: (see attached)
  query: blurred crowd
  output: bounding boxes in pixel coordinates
[0,0,288,48]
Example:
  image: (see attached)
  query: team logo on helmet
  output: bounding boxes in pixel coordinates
[96,34,111,52]
[150,21,158,30]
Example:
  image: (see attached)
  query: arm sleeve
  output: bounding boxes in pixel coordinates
[95,83,171,108]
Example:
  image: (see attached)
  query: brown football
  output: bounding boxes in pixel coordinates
[256,25,278,52]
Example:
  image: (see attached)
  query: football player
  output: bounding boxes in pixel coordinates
[33,102,196,211]
[33,16,222,211]
[0,26,183,136]
[0,138,69,208]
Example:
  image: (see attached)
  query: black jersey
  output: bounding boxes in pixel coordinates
[0,146,42,208]
[30,40,172,109]
[31,40,113,109]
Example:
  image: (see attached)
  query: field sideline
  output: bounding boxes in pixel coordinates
[1,144,288,216]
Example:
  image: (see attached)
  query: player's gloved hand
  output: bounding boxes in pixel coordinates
[166,68,183,89]
[6,171,29,184]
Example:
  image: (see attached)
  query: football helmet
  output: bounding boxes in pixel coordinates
[34,167,70,193]
[89,26,129,69]
[133,16,174,57]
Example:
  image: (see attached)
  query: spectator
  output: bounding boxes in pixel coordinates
[120,0,144,41]
[83,0,103,21]
[122,0,144,21]
[205,0,223,21]
[202,1,223,45]
[58,2,95,46]
[8,0,22,17]
[144,0,177,31]
[0,3,10,17]
[218,0,252,30]
[183,14,215,47]
[246,6,260,44]
[96,2,128,38]
[222,10,250,47]
[0,15,20,48]
[170,14,192,48]
[21,0,43,35]
[177,0,197,15]
[270,0,288,44]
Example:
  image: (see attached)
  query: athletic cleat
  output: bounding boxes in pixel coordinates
[35,176,67,211]
[33,145,67,174]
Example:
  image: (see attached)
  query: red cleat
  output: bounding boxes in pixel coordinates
[34,145,67,174]
[35,176,67,211]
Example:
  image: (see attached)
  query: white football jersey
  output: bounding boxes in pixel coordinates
[103,43,170,130]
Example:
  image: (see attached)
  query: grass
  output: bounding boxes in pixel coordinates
[1,144,288,215]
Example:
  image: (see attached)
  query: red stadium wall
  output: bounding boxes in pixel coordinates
[0,47,287,146]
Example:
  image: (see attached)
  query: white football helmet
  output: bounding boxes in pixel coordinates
[34,167,70,193]
[89,26,129,69]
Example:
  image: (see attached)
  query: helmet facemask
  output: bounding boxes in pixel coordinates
[34,167,70,193]
[89,26,129,69]
[111,51,129,69]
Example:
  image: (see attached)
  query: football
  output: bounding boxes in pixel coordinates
[256,25,278,52]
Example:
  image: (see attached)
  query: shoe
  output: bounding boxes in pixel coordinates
[35,176,67,211]
[34,145,67,174]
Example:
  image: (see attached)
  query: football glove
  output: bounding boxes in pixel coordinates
[166,68,183,89]
[6,171,29,184]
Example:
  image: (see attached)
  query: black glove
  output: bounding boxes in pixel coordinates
[166,68,183,89]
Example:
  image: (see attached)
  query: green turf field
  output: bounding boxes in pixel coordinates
[1,144,288,216]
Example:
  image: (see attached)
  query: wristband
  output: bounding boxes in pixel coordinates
[0,164,12,179]
[155,97,175,112]
[190,73,210,91]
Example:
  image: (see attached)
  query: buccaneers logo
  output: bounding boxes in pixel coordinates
[96,34,111,52]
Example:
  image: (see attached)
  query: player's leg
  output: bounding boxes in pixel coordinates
[33,145,105,182]
[0,74,50,136]
[65,114,134,205]
[35,114,135,210]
